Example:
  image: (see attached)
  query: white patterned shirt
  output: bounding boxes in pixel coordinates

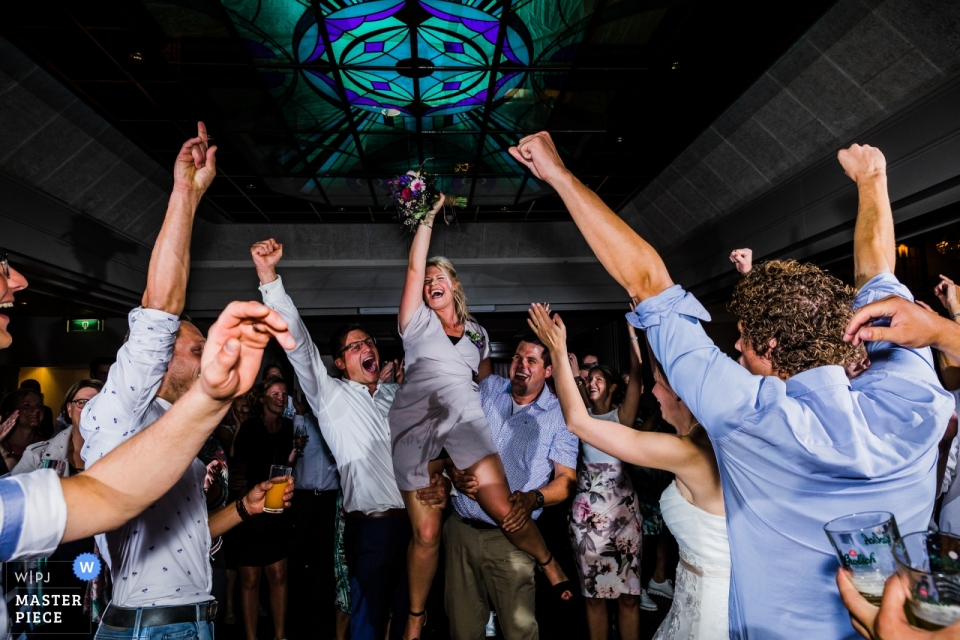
[80,307,210,608]
[453,375,578,525]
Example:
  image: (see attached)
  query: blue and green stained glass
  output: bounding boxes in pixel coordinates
[216,0,600,202]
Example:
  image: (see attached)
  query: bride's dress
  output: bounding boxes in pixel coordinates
[652,481,730,640]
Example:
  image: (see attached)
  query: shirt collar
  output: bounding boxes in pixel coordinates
[344,378,382,396]
[784,365,850,397]
[506,382,553,412]
[156,397,173,411]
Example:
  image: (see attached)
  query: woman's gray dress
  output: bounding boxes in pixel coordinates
[389,302,498,491]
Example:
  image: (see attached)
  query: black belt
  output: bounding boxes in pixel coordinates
[102,601,218,628]
[459,515,499,530]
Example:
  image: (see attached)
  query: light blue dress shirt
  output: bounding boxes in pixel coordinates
[452,375,578,525]
[630,272,954,639]
[292,413,340,492]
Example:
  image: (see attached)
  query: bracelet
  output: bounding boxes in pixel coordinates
[236,497,251,521]
[629,336,639,341]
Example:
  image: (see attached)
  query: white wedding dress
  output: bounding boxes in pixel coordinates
[652,481,731,640]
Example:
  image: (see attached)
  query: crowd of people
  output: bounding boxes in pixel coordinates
[1,120,960,640]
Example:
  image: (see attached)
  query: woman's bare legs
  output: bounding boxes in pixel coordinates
[402,459,446,640]
[469,453,572,595]
[585,597,608,640]
[617,593,640,640]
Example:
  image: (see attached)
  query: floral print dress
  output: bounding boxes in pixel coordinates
[569,409,643,598]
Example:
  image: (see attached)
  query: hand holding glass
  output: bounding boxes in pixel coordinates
[265,465,292,514]
[824,511,899,605]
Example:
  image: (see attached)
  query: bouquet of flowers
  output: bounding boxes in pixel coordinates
[387,167,467,231]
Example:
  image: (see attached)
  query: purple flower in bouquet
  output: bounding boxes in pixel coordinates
[387,165,468,231]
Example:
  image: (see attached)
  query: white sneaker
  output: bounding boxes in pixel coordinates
[648,577,675,600]
[639,589,658,611]
[485,611,496,637]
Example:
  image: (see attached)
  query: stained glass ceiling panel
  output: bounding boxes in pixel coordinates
[0,0,837,219]
[216,0,598,192]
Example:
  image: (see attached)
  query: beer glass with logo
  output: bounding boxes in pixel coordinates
[265,465,292,514]
[824,512,899,605]
[895,531,960,630]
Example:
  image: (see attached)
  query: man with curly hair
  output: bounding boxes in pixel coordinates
[509,132,954,639]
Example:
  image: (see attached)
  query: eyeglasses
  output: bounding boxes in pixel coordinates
[0,251,8,279]
[69,398,92,409]
[339,337,376,356]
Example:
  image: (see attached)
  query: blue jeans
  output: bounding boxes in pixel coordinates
[344,515,411,640]
[94,620,214,640]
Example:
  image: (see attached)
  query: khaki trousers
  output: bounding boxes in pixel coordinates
[444,514,538,640]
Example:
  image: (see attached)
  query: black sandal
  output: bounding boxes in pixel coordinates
[408,609,427,640]
[536,554,575,601]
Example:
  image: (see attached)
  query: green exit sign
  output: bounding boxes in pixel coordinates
[67,319,104,333]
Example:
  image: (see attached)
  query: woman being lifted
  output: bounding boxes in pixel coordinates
[391,196,573,640]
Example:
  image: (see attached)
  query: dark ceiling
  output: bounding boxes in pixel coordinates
[2,0,835,223]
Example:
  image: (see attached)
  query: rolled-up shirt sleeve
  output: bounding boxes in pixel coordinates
[80,307,179,464]
[853,271,936,369]
[0,469,67,561]
[628,285,768,440]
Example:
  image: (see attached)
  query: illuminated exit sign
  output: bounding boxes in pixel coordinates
[67,319,104,333]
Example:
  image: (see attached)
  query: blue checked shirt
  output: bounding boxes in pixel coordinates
[453,375,578,525]
[631,272,954,640]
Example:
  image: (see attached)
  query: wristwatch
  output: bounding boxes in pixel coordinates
[534,490,545,508]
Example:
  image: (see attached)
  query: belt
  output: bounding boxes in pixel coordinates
[346,508,407,519]
[102,601,218,628]
[459,515,499,530]
[294,488,338,495]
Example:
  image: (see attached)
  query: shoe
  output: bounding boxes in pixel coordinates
[639,589,658,612]
[485,611,496,637]
[648,577,675,600]
[408,609,427,640]
[536,553,575,602]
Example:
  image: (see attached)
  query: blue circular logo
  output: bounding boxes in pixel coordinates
[72,553,101,581]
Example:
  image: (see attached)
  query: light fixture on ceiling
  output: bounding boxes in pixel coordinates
[671,61,680,70]
[616,136,624,143]
[339,207,346,212]
[381,108,401,117]
[501,206,509,211]
[245,183,256,189]
[129,52,144,62]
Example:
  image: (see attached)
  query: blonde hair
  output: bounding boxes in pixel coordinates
[426,256,473,326]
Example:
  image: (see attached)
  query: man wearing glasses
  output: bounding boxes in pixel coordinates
[251,238,449,640]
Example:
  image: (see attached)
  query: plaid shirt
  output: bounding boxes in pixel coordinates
[452,375,578,525]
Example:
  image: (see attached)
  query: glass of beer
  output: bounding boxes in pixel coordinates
[824,512,900,605]
[895,531,960,630]
[264,465,292,514]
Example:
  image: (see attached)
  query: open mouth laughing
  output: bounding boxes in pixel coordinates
[362,355,377,373]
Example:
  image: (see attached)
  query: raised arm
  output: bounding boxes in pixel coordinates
[527,304,699,474]
[617,312,643,426]
[60,300,293,542]
[935,275,960,391]
[252,239,334,416]
[509,133,673,301]
[142,122,217,313]
[399,194,446,333]
[838,144,895,289]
